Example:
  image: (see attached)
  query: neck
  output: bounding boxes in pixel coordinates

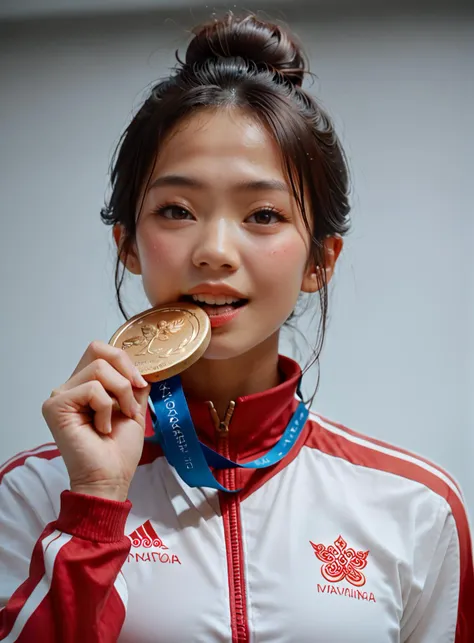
[180,334,281,418]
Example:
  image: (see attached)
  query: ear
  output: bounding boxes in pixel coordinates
[113,224,142,275]
[301,235,343,293]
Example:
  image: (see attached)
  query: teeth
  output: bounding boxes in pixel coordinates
[191,294,240,305]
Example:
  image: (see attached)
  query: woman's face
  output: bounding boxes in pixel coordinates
[123,108,334,360]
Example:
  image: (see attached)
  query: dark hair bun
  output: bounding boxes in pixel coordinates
[185,13,307,87]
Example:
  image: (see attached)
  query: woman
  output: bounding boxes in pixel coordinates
[0,12,472,643]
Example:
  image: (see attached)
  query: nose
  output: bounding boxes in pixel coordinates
[191,218,240,273]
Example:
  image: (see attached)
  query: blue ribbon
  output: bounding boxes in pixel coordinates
[146,375,308,492]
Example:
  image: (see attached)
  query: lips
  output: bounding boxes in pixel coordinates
[203,304,245,329]
[186,283,247,300]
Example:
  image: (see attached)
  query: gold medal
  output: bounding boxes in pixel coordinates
[109,302,210,382]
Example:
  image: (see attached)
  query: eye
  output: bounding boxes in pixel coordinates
[246,208,287,225]
[153,204,194,220]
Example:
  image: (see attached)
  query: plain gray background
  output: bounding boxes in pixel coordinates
[1,0,473,516]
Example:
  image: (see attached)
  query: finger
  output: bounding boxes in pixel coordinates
[71,341,148,389]
[45,381,114,435]
[87,382,116,435]
[132,384,152,431]
[61,359,141,420]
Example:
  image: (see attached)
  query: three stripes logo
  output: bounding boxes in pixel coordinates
[128,520,168,549]
[127,520,181,565]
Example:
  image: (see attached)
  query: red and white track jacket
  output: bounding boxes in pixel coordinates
[1,357,473,642]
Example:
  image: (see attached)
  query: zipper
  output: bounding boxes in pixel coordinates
[208,401,249,643]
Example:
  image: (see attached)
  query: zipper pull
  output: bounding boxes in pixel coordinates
[222,401,236,431]
[208,400,236,434]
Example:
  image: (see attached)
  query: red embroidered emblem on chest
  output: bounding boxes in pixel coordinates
[310,535,369,587]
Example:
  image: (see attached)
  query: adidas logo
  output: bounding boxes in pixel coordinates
[128,520,168,549]
[126,520,181,565]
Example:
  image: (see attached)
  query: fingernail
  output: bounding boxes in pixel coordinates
[135,372,148,388]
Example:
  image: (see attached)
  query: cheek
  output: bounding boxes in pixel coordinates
[136,229,187,275]
[257,239,307,285]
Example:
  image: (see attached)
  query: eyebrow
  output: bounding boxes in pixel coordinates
[148,174,289,193]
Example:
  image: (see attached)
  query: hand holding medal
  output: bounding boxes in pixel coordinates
[41,339,153,503]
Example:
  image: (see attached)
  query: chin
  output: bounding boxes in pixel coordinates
[201,343,247,361]
[201,333,255,361]
[201,328,279,362]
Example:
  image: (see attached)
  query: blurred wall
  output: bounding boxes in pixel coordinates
[0,4,473,514]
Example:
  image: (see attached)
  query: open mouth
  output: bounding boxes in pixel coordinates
[180,295,248,327]
[181,294,248,313]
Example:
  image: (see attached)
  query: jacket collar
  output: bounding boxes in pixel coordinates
[185,355,302,462]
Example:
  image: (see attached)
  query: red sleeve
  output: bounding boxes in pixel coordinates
[0,490,131,642]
